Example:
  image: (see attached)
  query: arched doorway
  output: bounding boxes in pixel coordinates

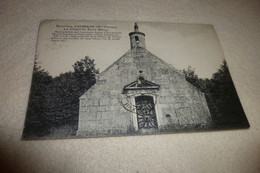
[135,95,158,129]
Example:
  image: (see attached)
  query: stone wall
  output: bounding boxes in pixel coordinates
[77,47,211,137]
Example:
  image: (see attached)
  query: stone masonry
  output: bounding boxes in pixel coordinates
[76,23,212,137]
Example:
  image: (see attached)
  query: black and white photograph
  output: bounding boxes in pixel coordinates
[22,20,249,139]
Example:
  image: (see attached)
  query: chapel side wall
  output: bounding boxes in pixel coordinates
[145,50,212,128]
[152,67,212,129]
[77,86,133,136]
[77,52,140,136]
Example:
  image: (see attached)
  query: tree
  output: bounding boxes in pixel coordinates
[23,56,99,139]
[183,66,206,91]
[208,61,249,126]
[46,56,99,136]
[73,56,99,93]
[23,61,53,138]
[183,61,249,128]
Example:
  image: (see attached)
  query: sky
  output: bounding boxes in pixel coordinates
[37,20,225,79]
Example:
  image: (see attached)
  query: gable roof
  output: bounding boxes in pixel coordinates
[80,47,185,98]
[97,47,183,79]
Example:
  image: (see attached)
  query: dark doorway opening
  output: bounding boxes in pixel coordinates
[135,95,158,129]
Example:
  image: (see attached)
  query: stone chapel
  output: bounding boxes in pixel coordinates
[76,23,212,137]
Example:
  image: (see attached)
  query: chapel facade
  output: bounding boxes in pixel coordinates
[76,23,212,137]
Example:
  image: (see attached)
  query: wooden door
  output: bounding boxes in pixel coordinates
[135,95,158,129]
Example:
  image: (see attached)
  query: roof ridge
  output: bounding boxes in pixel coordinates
[97,49,133,78]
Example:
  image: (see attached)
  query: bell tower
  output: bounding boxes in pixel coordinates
[129,23,146,49]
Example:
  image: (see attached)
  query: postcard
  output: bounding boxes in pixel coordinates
[22,20,249,139]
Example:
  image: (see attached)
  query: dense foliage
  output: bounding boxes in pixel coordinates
[183,61,249,128]
[23,56,99,139]
[23,58,249,139]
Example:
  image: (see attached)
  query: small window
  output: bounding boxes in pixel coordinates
[135,36,139,42]
[166,114,171,118]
